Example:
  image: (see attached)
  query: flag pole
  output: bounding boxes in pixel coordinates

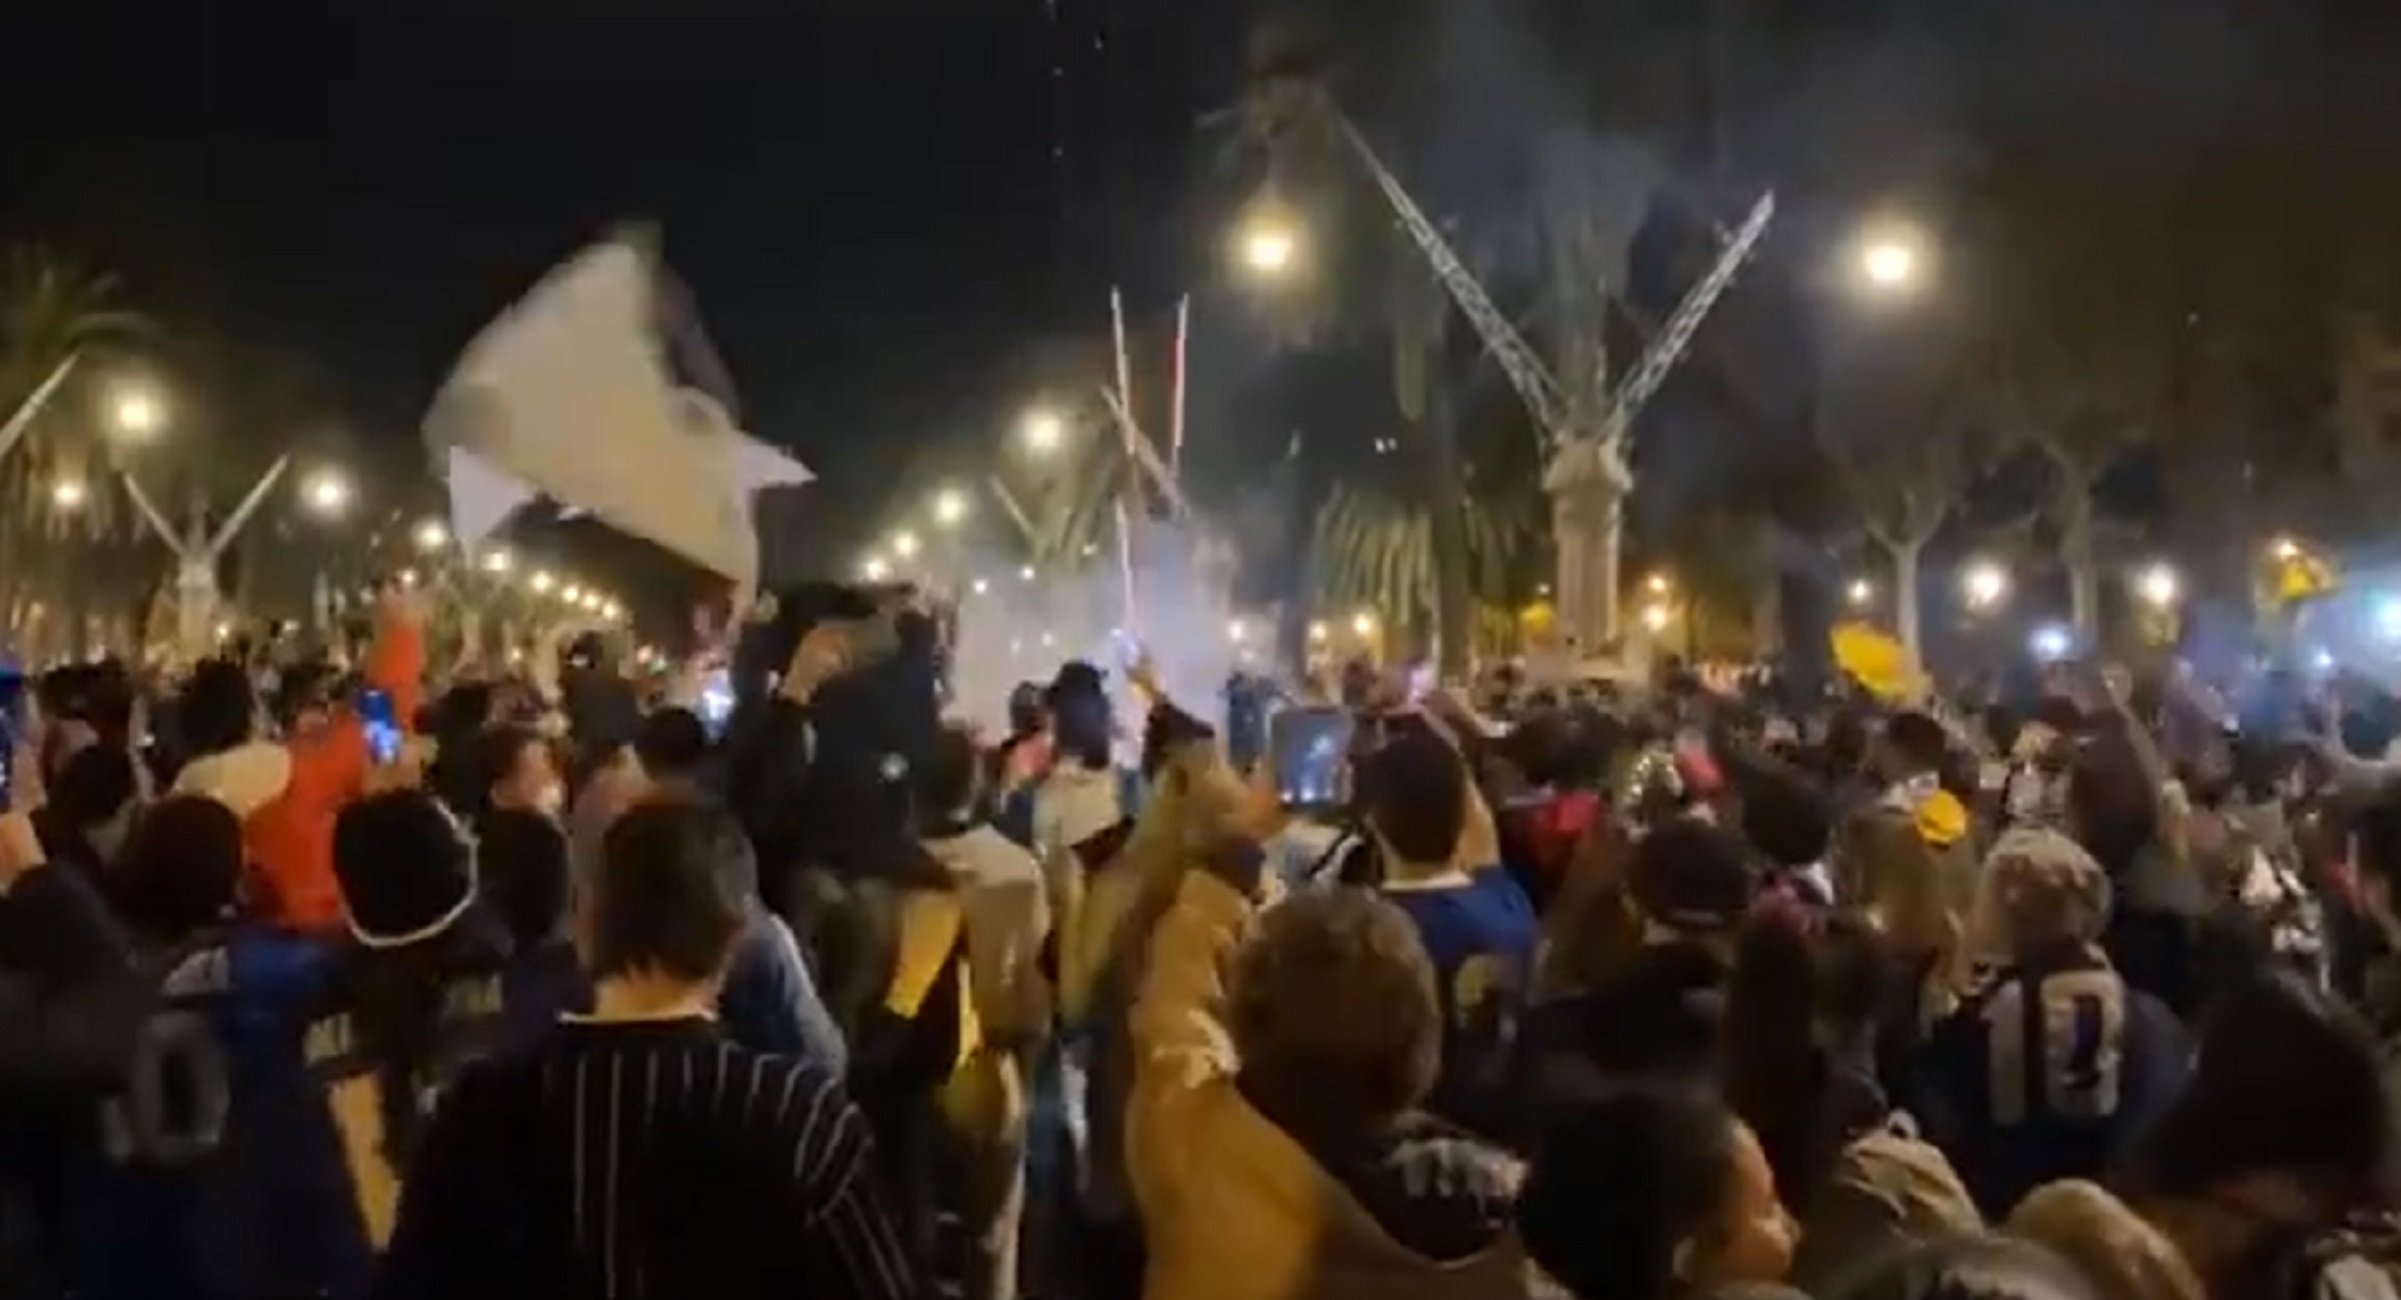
[1168,294,1190,485]
[1109,288,1142,634]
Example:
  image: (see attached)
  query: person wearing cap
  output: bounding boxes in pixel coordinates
[1520,819,1756,1117]
[1909,826,2191,1218]
[196,790,508,1298]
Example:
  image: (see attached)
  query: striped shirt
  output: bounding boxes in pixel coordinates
[373,1016,915,1300]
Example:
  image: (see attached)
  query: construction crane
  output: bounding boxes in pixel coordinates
[1332,109,1774,648]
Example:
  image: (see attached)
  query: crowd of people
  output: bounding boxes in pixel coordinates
[5,578,2401,1300]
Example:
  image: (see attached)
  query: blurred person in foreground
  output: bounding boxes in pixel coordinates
[2122,971,2400,1300]
[1520,1085,1798,1300]
[198,790,509,1298]
[1825,1234,2098,1300]
[69,796,334,1299]
[2006,1180,2204,1300]
[915,723,1053,1300]
[1912,827,2189,1218]
[0,790,147,1299]
[375,796,913,1300]
[1127,749,1527,1300]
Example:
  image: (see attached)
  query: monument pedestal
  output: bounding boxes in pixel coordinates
[1544,438,1631,665]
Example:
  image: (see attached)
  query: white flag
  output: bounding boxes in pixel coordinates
[444,446,536,548]
[424,236,811,594]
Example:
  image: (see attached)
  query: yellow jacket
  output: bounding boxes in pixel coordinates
[1130,873,1531,1300]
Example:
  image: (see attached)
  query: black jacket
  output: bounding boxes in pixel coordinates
[0,863,147,1298]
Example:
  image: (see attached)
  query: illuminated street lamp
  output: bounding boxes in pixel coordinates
[1640,603,1673,634]
[561,584,585,605]
[110,386,164,440]
[481,548,514,576]
[1226,618,1249,645]
[530,571,556,595]
[1861,242,1917,289]
[1961,559,2009,611]
[891,531,922,561]
[1017,564,1036,583]
[861,555,891,582]
[1308,620,1330,644]
[1350,610,1378,638]
[1644,572,1673,598]
[302,468,353,518]
[1853,220,1929,297]
[1020,408,1066,457]
[50,477,87,511]
[1847,577,1875,608]
[411,518,449,553]
[1238,214,1300,277]
[932,487,970,528]
[2135,562,2181,610]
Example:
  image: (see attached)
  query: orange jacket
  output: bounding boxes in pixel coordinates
[174,613,425,933]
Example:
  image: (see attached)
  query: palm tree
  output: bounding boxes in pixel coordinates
[0,245,150,654]
[1313,475,1534,649]
[1237,10,1522,676]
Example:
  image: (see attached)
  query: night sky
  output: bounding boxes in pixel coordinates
[0,2,1245,558]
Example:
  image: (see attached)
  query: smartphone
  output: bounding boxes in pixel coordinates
[0,666,23,811]
[1270,705,1355,812]
[358,687,403,766]
[697,667,736,739]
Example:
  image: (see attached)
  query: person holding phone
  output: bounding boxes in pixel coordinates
[170,586,427,933]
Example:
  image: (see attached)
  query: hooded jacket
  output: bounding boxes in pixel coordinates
[1131,872,1528,1300]
[172,616,423,932]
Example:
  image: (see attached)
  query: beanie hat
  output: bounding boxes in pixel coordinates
[332,791,477,948]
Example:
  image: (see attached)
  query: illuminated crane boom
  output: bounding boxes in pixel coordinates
[1336,109,1771,468]
[1608,191,1775,434]
[1337,115,1570,453]
[1330,104,1773,655]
